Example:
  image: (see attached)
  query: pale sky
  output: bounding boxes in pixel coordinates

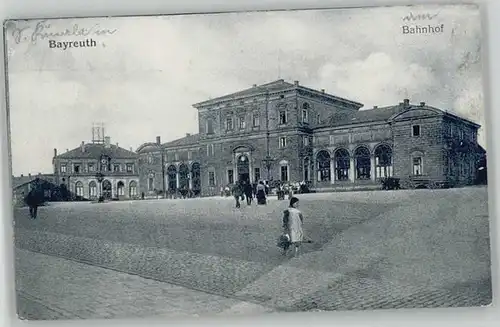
[5,4,484,176]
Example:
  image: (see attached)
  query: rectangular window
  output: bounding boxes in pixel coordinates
[88,163,95,172]
[254,168,260,182]
[74,164,81,173]
[303,136,309,146]
[60,164,67,173]
[206,119,214,134]
[239,116,246,129]
[280,166,289,182]
[252,113,260,127]
[279,136,287,148]
[206,144,214,156]
[412,125,421,137]
[126,164,134,173]
[113,164,120,172]
[459,129,464,140]
[317,114,321,124]
[279,110,287,124]
[174,153,179,161]
[148,177,154,191]
[302,109,308,123]
[228,169,234,184]
[209,171,216,186]
[226,116,234,131]
[188,151,192,160]
[412,157,422,175]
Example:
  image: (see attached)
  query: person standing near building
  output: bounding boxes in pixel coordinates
[282,197,304,257]
[232,181,243,208]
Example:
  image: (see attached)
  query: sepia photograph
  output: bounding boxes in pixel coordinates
[3,3,492,321]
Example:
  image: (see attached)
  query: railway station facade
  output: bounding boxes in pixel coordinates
[136,79,484,197]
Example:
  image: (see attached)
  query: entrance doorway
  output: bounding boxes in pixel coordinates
[102,180,112,199]
[237,155,250,183]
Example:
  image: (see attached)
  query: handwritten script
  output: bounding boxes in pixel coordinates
[402,12,439,22]
[5,20,117,44]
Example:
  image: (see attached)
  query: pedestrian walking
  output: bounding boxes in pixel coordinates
[232,182,243,208]
[244,181,253,205]
[281,197,304,256]
[256,181,267,205]
[24,186,44,219]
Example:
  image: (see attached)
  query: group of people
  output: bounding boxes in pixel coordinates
[230,180,269,208]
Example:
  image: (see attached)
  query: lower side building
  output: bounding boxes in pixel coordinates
[65,175,140,200]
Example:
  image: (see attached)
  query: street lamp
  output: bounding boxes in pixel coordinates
[95,172,104,202]
[161,147,166,198]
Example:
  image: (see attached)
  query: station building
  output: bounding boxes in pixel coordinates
[137,79,485,197]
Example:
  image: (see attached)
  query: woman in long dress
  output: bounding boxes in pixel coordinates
[256,181,267,205]
[282,197,304,256]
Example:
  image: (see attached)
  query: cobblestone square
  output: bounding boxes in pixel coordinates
[13,187,491,320]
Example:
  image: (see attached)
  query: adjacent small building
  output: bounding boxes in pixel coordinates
[52,136,140,200]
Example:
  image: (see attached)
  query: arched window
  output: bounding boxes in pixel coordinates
[355,146,371,180]
[167,165,177,191]
[89,181,97,198]
[129,181,137,197]
[75,181,84,197]
[192,162,201,190]
[179,164,190,189]
[334,149,350,181]
[117,181,125,196]
[374,144,393,178]
[316,150,331,182]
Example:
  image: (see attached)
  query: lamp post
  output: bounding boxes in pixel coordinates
[95,172,104,201]
[161,147,166,198]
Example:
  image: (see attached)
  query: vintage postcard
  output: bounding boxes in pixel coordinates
[3,3,491,321]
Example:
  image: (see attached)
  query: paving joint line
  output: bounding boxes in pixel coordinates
[16,289,83,319]
[19,247,286,313]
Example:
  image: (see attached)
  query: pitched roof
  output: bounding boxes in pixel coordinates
[163,134,200,148]
[323,105,401,127]
[193,80,294,107]
[12,174,55,189]
[56,143,138,159]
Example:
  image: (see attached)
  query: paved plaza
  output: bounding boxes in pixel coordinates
[13,187,492,320]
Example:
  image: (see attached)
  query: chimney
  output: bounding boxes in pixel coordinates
[104,136,111,148]
[252,84,257,87]
[116,142,119,147]
[53,148,57,157]
[321,89,325,93]
[130,147,133,152]
[186,133,191,137]
[156,136,161,145]
[20,174,23,177]
[420,102,425,107]
[28,173,31,178]
[80,141,85,152]
[373,105,378,109]
[403,99,410,107]
[294,80,299,86]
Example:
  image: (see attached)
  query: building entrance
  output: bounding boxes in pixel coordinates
[237,155,250,183]
[102,180,112,199]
